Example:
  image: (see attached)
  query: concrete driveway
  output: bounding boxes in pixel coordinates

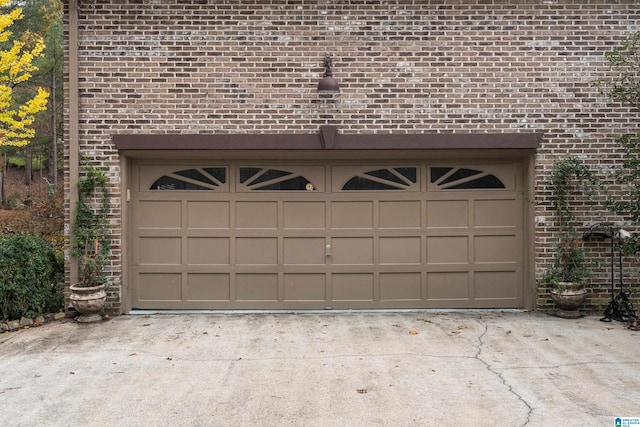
[0,311,638,426]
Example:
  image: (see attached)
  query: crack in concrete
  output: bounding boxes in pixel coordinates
[474,316,533,427]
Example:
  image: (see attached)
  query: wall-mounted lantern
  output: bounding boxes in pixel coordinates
[317,53,340,94]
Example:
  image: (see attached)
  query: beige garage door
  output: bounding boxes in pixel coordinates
[130,160,523,310]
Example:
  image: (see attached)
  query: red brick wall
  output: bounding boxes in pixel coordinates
[64,0,640,313]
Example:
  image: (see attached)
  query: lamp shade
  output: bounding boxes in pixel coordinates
[318,74,340,93]
[318,53,340,93]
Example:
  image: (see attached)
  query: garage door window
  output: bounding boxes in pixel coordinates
[341,167,417,191]
[430,167,505,190]
[150,167,227,190]
[239,167,316,191]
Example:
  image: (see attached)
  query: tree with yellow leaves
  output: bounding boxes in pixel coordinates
[0,0,49,206]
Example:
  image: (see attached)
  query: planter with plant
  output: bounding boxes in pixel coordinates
[69,166,110,322]
[545,156,599,318]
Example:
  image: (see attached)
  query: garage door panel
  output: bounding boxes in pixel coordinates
[427,236,468,264]
[236,238,278,264]
[283,274,326,301]
[284,238,326,265]
[380,273,422,301]
[379,201,421,228]
[139,201,182,228]
[331,237,374,265]
[426,272,470,300]
[474,271,517,300]
[187,201,230,229]
[236,274,278,301]
[139,237,181,264]
[283,201,326,229]
[474,235,517,263]
[139,273,182,301]
[187,237,230,265]
[474,199,516,227]
[236,201,278,229]
[379,237,421,265]
[187,273,231,301]
[332,273,374,301]
[426,200,468,228]
[331,201,374,229]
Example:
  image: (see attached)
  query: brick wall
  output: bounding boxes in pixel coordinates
[64,0,640,313]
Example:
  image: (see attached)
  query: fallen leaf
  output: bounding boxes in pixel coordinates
[129,353,137,356]
[357,389,368,394]
[142,323,151,327]
[506,330,512,335]
[166,357,173,361]
[451,331,462,335]
[458,325,468,330]
[69,371,75,375]
[416,318,432,323]
[409,330,418,335]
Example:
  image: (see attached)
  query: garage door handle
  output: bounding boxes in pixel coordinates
[325,244,332,257]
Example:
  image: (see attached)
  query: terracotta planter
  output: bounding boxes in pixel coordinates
[550,281,587,318]
[69,283,106,323]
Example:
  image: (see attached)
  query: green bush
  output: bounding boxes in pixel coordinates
[7,157,25,167]
[0,234,64,320]
[6,192,23,210]
[8,156,45,170]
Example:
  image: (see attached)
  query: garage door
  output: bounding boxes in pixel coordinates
[130,159,524,310]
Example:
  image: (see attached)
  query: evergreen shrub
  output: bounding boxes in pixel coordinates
[0,234,63,320]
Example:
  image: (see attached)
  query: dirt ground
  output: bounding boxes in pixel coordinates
[0,166,63,227]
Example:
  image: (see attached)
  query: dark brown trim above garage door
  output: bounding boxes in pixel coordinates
[113,128,542,151]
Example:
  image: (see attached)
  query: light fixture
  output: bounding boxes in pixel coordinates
[317,52,340,94]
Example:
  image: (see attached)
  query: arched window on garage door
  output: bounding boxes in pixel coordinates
[430,167,506,190]
[150,167,227,190]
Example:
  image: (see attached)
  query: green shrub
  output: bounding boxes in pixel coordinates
[8,156,45,170]
[0,234,64,320]
[6,192,23,210]
[7,157,25,167]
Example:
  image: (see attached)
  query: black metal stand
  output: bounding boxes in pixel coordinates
[594,227,637,325]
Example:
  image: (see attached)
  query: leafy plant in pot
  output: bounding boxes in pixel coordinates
[545,156,598,318]
[69,166,111,323]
